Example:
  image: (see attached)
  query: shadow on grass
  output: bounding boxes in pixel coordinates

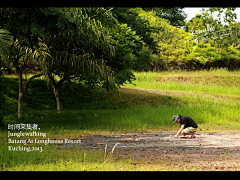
[3,77,239,133]
[2,77,184,132]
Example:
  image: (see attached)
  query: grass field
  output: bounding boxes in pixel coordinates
[124,69,240,130]
[1,69,240,171]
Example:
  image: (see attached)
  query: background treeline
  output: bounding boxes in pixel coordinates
[112,8,240,72]
[2,8,240,75]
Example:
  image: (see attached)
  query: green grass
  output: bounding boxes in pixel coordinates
[1,69,240,171]
[123,69,240,130]
[1,144,188,171]
[125,70,240,97]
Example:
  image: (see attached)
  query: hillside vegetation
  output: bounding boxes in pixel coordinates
[110,8,240,72]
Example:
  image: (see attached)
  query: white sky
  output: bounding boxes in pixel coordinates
[184,7,240,23]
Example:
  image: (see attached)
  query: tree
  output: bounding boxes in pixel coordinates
[112,8,157,56]
[143,7,187,27]
[41,8,117,110]
[0,8,119,114]
[0,8,62,118]
[107,23,142,84]
[0,29,50,118]
[1,7,144,116]
[186,8,239,48]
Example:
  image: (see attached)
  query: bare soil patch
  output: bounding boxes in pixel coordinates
[156,75,240,88]
[62,131,240,170]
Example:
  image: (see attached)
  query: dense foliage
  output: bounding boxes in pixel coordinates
[0,7,240,118]
[119,8,240,71]
[1,8,240,77]
[111,7,240,72]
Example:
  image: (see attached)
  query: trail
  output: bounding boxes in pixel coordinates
[120,87,240,101]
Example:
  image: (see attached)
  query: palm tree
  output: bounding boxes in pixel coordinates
[0,8,118,116]
[0,30,51,118]
[40,8,117,110]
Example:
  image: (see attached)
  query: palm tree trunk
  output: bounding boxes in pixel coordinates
[17,67,23,119]
[18,92,23,119]
[54,88,62,111]
[48,72,65,111]
[16,65,43,119]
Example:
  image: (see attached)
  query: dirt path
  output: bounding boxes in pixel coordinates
[62,131,240,170]
[121,87,240,101]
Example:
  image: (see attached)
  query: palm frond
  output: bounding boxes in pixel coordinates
[0,29,13,65]
[47,50,116,90]
[59,8,116,58]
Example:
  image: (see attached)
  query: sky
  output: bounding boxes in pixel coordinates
[184,8,240,23]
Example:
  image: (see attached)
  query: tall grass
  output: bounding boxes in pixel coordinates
[127,80,240,97]
[125,70,240,97]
